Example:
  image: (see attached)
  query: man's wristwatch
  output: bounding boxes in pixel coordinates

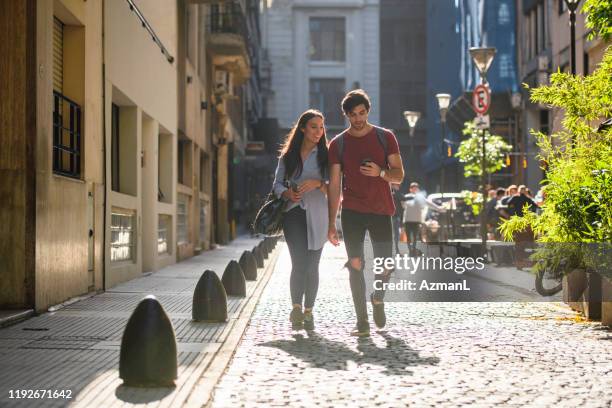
[379,169,386,179]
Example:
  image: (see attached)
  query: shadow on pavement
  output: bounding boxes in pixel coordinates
[115,385,175,404]
[259,331,439,375]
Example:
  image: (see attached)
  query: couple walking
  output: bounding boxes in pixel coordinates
[272,89,404,337]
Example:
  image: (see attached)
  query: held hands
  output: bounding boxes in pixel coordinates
[360,161,382,177]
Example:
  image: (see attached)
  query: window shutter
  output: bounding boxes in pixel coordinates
[53,17,63,93]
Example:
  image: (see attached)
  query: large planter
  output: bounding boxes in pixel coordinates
[562,268,602,320]
[602,276,612,327]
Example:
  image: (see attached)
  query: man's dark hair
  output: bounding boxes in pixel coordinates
[341,89,371,115]
[496,187,505,197]
[410,182,420,189]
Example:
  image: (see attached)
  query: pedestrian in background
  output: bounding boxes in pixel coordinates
[272,109,329,331]
[391,183,403,254]
[402,182,446,255]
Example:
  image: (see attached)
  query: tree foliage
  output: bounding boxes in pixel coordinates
[582,0,612,41]
[454,121,512,178]
[500,47,612,245]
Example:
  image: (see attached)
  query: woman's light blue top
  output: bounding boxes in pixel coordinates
[273,147,329,250]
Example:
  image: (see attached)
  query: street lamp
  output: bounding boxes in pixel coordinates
[469,46,496,257]
[403,111,421,190]
[469,47,497,84]
[564,0,581,75]
[436,93,451,242]
[435,93,450,196]
[403,111,421,138]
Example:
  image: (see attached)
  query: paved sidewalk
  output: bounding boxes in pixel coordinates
[210,242,612,407]
[0,236,280,408]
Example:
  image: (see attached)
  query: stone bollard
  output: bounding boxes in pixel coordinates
[264,237,273,253]
[119,295,177,387]
[259,241,269,260]
[239,251,258,281]
[222,260,246,297]
[252,245,264,268]
[192,270,228,322]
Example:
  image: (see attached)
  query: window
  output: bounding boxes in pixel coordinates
[111,104,120,191]
[199,201,207,244]
[158,133,172,203]
[178,139,192,187]
[178,140,185,184]
[200,152,209,192]
[309,78,345,127]
[158,214,171,255]
[525,3,547,60]
[177,194,189,244]
[499,54,512,78]
[498,4,511,25]
[52,17,82,179]
[540,109,549,136]
[110,210,136,262]
[309,17,346,62]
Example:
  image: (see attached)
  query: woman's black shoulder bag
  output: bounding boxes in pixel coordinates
[252,183,287,236]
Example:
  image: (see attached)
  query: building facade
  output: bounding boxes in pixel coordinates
[261,0,381,137]
[1,0,261,313]
[379,0,428,190]
[1,0,105,312]
[516,0,610,191]
[443,0,521,192]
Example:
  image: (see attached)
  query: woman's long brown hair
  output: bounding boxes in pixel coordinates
[279,109,328,179]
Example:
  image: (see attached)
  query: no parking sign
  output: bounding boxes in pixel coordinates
[472,84,491,115]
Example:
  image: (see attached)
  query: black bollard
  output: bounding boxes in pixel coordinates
[222,260,246,297]
[119,295,177,387]
[259,241,269,260]
[192,270,228,322]
[265,237,274,253]
[252,246,264,268]
[239,251,258,281]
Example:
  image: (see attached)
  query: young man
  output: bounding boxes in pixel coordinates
[327,89,404,337]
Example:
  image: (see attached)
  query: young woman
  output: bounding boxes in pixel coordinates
[272,109,329,331]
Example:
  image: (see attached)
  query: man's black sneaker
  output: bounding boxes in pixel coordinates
[371,293,386,329]
[350,322,370,337]
[303,311,314,331]
[290,307,304,330]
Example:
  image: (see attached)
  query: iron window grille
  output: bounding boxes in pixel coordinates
[53,91,82,178]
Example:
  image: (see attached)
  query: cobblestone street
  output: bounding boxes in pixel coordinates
[211,242,611,407]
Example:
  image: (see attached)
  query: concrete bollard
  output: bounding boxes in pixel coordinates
[222,260,246,297]
[252,245,264,268]
[264,237,272,253]
[259,241,269,260]
[239,251,258,281]
[119,295,177,387]
[192,270,228,322]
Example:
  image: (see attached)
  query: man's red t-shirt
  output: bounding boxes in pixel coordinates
[328,127,400,215]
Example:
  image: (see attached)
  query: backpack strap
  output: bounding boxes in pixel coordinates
[373,125,389,168]
[337,126,390,170]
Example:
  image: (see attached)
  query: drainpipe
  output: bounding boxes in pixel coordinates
[101,0,107,290]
